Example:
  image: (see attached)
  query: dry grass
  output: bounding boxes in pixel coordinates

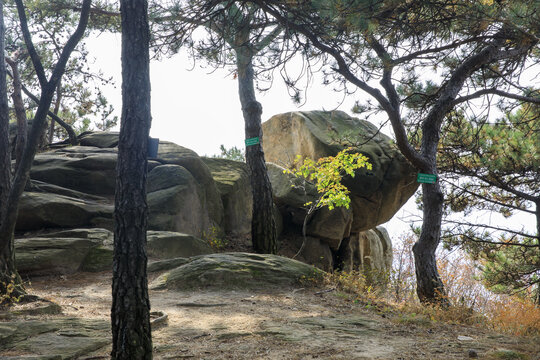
[316,255,540,340]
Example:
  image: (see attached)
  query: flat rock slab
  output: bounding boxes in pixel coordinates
[259,315,378,342]
[150,252,323,290]
[147,231,213,259]
[0,318,109,359]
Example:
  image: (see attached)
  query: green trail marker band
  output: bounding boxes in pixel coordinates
[417,173,437,184]
[245,137,260,146]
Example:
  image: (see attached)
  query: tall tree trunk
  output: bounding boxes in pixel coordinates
[535,200,540,306]
[413,180,448,304]
[237,52,276,254]
[0,237,24,305]
[5,56,27,168]
[414,124,448,304]
[111,1,152,358]
[0,0,24,305]
[0,0,11,220]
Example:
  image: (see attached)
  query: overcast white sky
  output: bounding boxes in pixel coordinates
[86,32,366,155]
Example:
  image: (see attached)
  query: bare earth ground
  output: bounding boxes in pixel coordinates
[2,271,538,360]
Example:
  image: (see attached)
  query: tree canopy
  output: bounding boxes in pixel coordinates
[439,101,540,303]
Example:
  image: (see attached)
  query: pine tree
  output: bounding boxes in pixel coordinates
[152,2,282,253]
[110,0,153,357]
[439,101,540,303]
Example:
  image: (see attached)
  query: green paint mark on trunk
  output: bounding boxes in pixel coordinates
[245,137,260,146]
[417,173,437,184]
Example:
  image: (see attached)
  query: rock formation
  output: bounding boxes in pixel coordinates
[262,111,419,276]
[14,110,417,278]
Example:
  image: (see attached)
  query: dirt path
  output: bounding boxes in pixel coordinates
[2,271,538,359]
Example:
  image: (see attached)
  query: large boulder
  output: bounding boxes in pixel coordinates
[147,164,219,236]
[0,318,109,358]
[338,226,393,283]
[14,228,214,276]
[279,235,334,272]
[16,192,113,231]
[78,131,120,148]
[202,157,252,236]
[150,252,323,290]
[306,206,353,250]
[16,132,225,240]
[26,179,108,202]
[266,163,318,209]
[146,231,213,259]
[262,110,418,232]
[156,142,224,228]
[266,162,351,251]
[29,149,118,196]
[15,228,113,276]
[15,237,103,275]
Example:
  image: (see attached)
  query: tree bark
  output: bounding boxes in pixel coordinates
[5,56,27,168]
[0,0,11,220]
[0,0,24,305]
[413,180,448,304]
[534,197,540,307]
[237,51,277,254]
[110,1,153,358]
[412,111,449,304]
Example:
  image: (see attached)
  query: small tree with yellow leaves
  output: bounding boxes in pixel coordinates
[286,147,371,258]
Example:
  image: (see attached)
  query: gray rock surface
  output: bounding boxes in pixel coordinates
[262,111,417,276]
[157,142,224,228]
[17,133,224,239]
[147,231,213,259]
[78,131,120,148]
[14,129,405,277]
[30,150,118,196]
[14,228,212,276]
[202,157,252,236]
[15,237,103,275]
[147,165,217,236]
[339,226,393,283]
[306,206,353,250]
[0,318,109,359]
[148,257,190,273]
[266,162,318,209]
[151,252,323,290]
[295,236,334,272]
[15,228,113,276]
[16,192,113,231]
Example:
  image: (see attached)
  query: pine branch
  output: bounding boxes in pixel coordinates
[452,88,540,106]
[444,219,538,241]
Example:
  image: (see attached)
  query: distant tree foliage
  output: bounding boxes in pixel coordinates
[3,0,118,143]
[215,144,245,161]
[439,101,540,303]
